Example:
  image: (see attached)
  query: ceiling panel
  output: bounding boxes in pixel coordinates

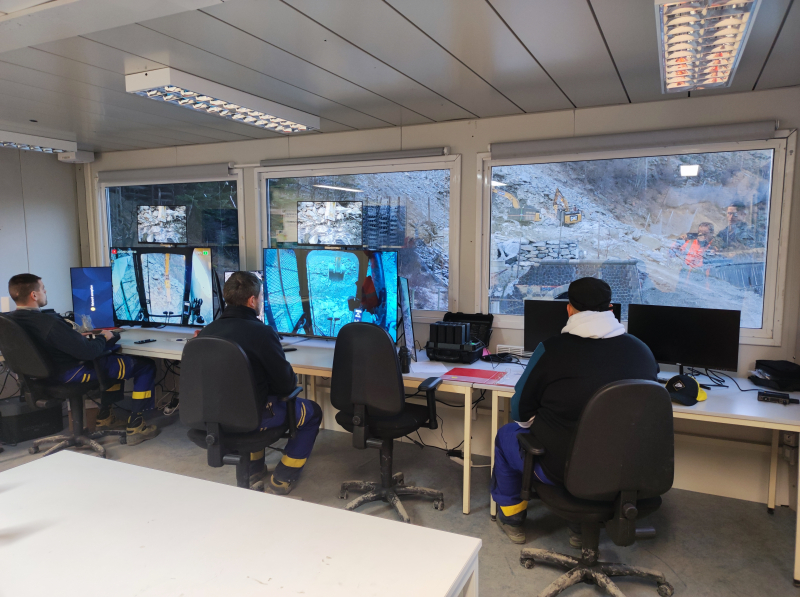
[282,0,522,118]
[693,0,793,97]
[0,46,282,142]
[140,10,429,127]
[201,0,472,123]
[756,0,800,91]
[489,0,629,108]
[384,0,572,112]
[590,0,686,103]
[84,24,382,131]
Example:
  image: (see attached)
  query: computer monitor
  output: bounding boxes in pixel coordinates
[224,271,265,323]
[70,267,115,329]
[398,277,416,360]
[263,247,397,340]
[297,201,363,246]
[524,300,622,353]
[137,205,187,244]
[627,304,740,372]
[110,247,213,327]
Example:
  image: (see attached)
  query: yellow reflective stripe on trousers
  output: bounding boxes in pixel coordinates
[280,455,307,468]
[132,391,151,399]
[500,501,529,517]
[299,403,306,428]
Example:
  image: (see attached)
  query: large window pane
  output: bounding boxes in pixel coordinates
[489,149,773,328]
[266,170,449,311]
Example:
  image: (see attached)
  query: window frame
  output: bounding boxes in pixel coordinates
[255,154,461,321]
[478,136,795,346]
[92,170,246,269]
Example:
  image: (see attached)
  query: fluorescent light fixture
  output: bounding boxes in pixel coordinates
[312,184,363,193]
[491,181,507,187]
[655,0,762,93]
[0,130,77,153]
[680,164,700,176]
[125,68,320,134]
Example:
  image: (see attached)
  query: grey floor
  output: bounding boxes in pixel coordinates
[1,411,798,597]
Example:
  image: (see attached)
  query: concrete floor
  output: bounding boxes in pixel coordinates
[1,412,798,597]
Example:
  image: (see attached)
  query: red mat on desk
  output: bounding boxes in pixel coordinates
[442,368,506,384]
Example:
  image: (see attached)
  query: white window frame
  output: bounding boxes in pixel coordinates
[91,170,246,268]
[255,154,461,322]
[478,135,796,347]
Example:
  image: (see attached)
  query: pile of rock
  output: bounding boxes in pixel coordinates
[519,240,582,264]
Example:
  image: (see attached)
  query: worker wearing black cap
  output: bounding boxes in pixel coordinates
[492,277,658,545]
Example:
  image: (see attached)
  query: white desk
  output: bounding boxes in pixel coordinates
[116,329,477,514]
[479,375,800,585]
[0,452,481,597]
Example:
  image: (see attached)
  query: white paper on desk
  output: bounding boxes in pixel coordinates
[498,372,522,387]
[410,361,448,376]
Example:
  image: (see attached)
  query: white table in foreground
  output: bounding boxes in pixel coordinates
[0,452,481,597]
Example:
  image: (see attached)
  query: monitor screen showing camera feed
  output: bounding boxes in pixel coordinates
[224,271,265,323]
[137,205,188,244]
[263,248,397,340]
[110,247,213,327]
[398,277,416,358]
[70,267,115,329]
[297,201,363,246]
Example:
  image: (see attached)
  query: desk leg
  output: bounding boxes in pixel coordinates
[795,456,800,587]
[463,387,473,515]
[308,375,323,430]
[458,562,478,597]
[502,395,509,426]
[769,429,779,514]
[490,391,499,520]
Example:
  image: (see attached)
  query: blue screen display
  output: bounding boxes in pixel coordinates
[70,267,115,329]
[263,248,397,340]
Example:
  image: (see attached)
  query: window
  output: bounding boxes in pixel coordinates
[105,180,240,280]
[261,162,457,312]
[486,143,789,334]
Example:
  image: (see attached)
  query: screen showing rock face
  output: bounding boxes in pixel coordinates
[297,201,363,246]
[137,205,188,244]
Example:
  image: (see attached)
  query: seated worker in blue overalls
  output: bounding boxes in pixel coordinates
[198,271,322,495]
[6,273,159,445]
[492,277,659,545]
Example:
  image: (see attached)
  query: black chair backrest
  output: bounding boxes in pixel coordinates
[564,379,674,502]
[0,314,54,379]
[331,322,405,417]
[180,336,261,433]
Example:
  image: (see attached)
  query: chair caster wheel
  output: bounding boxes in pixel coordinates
[768,507,774,515]
[119,436,127,445]
[393,473,404,485]
[520,557,535,569]
[433,499,444,511]
[29,446,39,454]
[339,490,348,500]
[657,582,674,596]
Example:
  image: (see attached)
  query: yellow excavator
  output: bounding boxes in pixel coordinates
[493,186,541,222]
[552,188,582,225]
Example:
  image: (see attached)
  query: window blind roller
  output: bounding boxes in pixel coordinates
[97,162,234,185]
[259,147,448,168]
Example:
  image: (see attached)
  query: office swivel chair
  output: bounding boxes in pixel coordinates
[180,336,301,489]
[518,380,675,597]
[331,322,445,523]
[0,315,126,457]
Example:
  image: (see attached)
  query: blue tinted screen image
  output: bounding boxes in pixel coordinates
[71,267,115,328]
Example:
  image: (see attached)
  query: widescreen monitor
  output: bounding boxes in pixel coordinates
[224,271,265,323]
[297,201,363,246]
[263,248,397,340]
[137,205,187,244]
[524,300,622,353]
[70,267,115,329]
[110,247,213,327]
[398,277,416,360]
[627,304,740,372]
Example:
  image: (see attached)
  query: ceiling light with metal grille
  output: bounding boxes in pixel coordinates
[655,0,762,93]
[0,130,77,153]
[125,69,321,134]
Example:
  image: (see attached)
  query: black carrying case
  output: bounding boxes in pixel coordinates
[749,360,800,392]
[0,400,63,445]
[425,312,494,364]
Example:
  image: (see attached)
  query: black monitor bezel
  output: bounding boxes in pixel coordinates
[398,276,416,360]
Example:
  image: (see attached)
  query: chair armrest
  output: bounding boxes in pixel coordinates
[417,376,443,430]
[517,432,546,501]
[278,386,302,439]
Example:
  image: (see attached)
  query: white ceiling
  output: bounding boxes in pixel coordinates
[0,0,797,152]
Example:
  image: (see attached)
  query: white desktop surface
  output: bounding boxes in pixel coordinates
[0,451,481,597]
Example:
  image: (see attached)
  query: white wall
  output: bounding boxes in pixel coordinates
[0,148,81,314]
[85,86,800,506]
